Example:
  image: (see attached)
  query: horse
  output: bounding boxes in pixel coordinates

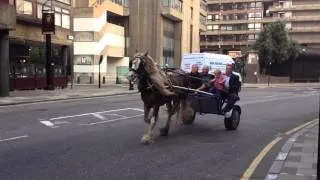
[127,51,192,144]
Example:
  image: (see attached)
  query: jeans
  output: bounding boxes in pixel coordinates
[222,93,240,113]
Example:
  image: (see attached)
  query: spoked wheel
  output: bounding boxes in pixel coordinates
[224,107,241,130]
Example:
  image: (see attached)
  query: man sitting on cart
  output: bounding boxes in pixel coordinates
[197,64,241,113]
[200,65,215,92]
[197,69,228,110]
[188,64,203,89]
[222,64,241,113]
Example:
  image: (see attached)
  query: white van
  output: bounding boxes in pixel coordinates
[181,53,242,83]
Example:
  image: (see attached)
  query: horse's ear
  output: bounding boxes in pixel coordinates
[144,51,148,56]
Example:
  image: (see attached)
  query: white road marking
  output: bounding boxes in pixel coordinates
[92,113,106,120]
[49,108,133,121]
[0,135,29,142]
[80,114,144,126]
[40,121,55,127]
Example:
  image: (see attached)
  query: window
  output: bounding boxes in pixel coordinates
[248,23,261,30]
[56,0,70,4]
[213,25,219,30]
[207,25,213,30]
[62,14,70,29]
[214,14,220,21]
[37,4,50,19]
[248,34,259,40]
[279,12,285,18]
[207,15,213,21]
[48,6,71,29]
[16,0,33,15]
[248,12,262,20]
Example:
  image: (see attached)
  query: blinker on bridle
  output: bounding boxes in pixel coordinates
[129,55,146,72]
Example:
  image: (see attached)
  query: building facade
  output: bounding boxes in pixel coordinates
[269,0,320,49]
[2,0,73,91]
[200,0,320,82]
[73,0,129,84]
[129,0,202,68]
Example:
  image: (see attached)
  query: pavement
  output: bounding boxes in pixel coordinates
[0,83,319,106]
[0,84,139,106]
[0,86,318,179]
[265,120,319,180]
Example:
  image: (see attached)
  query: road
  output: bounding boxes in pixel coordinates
[0,87,318,180]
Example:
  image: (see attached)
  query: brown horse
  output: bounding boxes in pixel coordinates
[127,51,192,144]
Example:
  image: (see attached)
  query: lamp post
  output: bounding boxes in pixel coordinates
[268,61,272,87]
[98,55,103,88]
[42,0,55,90]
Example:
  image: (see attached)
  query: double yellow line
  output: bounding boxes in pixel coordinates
[240,118,319,180]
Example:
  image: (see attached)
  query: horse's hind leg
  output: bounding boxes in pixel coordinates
[160,102,174,136]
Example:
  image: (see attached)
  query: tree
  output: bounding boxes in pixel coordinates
[252,21,301,74]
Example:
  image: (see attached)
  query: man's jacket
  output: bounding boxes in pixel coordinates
[228,73,241,94]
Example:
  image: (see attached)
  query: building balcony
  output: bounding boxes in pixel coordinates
[269,5,320,12]
[207,0,264,4]
[200,23,206,32]
[208,8,263,15]
[161,0,183,21]
[0,0,16,30]
[74,23,125,57]
[202,29,260,35]
[200,40,252,46]
[206,16,320,25]
[200,8,207,16]
[289,27,320,33]
[294,39,320,44]
[90,0,126,17]
[207,19,263,25]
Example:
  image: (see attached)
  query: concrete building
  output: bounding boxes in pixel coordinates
[73,0,203,84]
[200,0,320,82]
[269,0,320,49]
[73,0,129,84]
[128,0,203,68]
[201,0,265,58]
[0,0,16,96]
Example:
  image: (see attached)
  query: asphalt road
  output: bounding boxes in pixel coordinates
[0,87,319,180]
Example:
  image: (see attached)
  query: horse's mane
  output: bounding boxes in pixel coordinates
[143,54,174,96]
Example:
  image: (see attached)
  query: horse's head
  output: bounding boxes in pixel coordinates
[127,51,148,81]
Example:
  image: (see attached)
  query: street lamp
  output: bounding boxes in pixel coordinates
[42,0,55,90]
[98,55,103,88]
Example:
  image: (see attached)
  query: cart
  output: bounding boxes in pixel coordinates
[172,85,241,130]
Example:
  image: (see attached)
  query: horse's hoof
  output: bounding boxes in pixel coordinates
[159,128,169,136]
[141,134,153,144]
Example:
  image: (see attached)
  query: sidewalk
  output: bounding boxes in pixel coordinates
[244,83,320,89]
[265,120,318,180]
[0,84,139,106]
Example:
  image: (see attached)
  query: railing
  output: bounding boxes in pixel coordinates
[162,0,182,12]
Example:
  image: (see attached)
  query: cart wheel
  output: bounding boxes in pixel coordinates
[224,106,241,130]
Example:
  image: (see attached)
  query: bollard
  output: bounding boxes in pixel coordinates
[102,76,106,84]
[89,76,93,84]
[77,76,80,84]
[129,80,134,90]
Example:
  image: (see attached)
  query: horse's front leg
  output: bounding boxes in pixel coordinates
[141,105,159,144]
